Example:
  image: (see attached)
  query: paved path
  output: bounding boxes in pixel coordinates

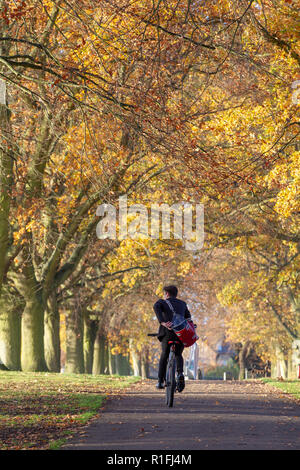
[62,380,300,450]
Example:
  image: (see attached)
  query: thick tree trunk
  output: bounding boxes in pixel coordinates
[10,248,48,372]
[21,294,48,371]
[115,353,131,376]
[65,309,84,374]
[83,312,97,374]
[44,291,61,372]
[0,289,22,370]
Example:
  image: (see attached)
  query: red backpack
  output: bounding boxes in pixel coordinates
[165,300,198,347]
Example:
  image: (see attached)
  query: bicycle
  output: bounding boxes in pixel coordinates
[148,333,181,408]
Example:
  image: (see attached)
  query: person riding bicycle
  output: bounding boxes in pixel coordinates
[153,285,191,392]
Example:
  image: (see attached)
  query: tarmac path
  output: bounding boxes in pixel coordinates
[62,379,300,450]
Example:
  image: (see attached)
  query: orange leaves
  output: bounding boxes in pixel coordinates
[1,0,32,25]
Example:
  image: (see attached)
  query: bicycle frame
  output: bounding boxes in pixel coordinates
[147,333,182,408]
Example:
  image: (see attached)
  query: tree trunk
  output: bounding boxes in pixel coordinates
[0,289,22,370]
[92,329,106,375]
[44,291,61,372]
[10,248,48,372]
[238,341,251,380]
[0,57,13,295]
[83,312,97,374]
[21,294,48,372]
[275,345,288,379]
[108,345,116,375]
[65,309,84,374]
[129,339,141,376]
[104,340,109,374]
[115,353,131,376]
[141,349,149,379]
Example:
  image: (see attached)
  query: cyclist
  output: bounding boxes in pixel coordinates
[153,285,191,392]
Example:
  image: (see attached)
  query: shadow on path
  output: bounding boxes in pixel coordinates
[62,380,300,450]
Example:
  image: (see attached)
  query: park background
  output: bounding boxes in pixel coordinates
[0,0,299,387]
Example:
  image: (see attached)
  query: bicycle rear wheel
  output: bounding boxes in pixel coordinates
[165,352,176,407]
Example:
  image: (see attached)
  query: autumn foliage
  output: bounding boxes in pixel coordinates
[0,0,299,377]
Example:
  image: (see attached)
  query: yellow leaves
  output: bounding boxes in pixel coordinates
[275,184,299,218]
[122,270,141,288]
[217,280,243,307]
[177,261,191,277]
[265,150,300,218]
[12,202,46,246]
[13,227,26,244]
[277,265,299,289]
[25,220,35,232]
[101,287,111,299]
[111,345,122,355]
[155,283,163,297]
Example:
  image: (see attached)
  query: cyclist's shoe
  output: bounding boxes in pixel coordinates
[176,373,185,392]
[156,380,165,389]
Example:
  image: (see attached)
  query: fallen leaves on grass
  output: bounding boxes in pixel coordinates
[0,371,141,450]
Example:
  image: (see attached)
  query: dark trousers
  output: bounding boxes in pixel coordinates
[158,336,184,382]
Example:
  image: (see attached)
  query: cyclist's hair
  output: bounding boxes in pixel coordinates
[163,285,178,297]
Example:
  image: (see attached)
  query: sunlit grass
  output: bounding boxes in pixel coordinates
[0,371,140,450]
[262,378,300,401]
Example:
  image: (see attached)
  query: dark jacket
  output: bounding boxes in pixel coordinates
[153,297,191,341]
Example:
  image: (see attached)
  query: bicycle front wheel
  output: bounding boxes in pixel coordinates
[165,353,176,407]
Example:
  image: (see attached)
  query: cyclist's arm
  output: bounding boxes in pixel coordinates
[153,299,167,324]
[153,300,173,329]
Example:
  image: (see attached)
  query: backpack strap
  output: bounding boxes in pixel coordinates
[165,299,176,316]
[165,299,184,320]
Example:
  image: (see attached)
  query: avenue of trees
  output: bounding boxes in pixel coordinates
[0,0,299,378]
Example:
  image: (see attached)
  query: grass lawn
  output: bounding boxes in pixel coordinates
[262,378,300,402]
[0,371,141,450]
